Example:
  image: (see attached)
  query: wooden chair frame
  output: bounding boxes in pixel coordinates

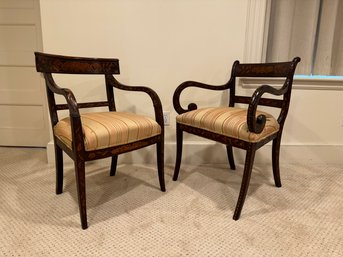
[35,52,165,229]
[172,57,300,220]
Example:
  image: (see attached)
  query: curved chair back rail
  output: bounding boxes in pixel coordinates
[35,52,120,74]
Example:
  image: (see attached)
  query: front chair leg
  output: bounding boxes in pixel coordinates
[226,145,236,170]
[55,144,64,194]
[110,155,118,176]
[156,140,166,192]
[173,123,183,181]
[233,146,256,220]
[272,134,282,187]
[74,159,88,229]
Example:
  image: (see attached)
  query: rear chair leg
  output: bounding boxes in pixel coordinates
[55,145,63,194]
[157,141,166,192]
[226,145,236,170]
[110,155,118,176]
[173,124,183,181]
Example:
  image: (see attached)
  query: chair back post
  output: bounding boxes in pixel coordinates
[228,60,240,107]
[43,73,60,127]
[277,57,301,124]
[105,75,116,112]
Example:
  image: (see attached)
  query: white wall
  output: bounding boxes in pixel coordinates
[39,0,343,164]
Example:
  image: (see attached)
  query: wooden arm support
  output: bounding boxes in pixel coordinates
[247,82,290,133]
[106,75,164,128]
[172,81,230,114]
[45,74,80,118]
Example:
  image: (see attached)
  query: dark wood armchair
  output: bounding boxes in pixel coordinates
[35,52,165,229]
[172,57,300,220]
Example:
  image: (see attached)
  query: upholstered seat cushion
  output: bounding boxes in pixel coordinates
[176,107,279,143]
[54,112,161,151]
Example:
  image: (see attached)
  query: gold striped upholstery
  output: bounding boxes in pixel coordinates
[176,107,279,143]
[54,112,161,151]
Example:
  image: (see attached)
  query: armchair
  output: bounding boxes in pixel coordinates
[173,57,300,220]
[35,52,165,229]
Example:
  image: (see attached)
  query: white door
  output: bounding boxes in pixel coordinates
[0,0,49,147]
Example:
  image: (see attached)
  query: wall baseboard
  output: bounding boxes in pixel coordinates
[46,141,343,165]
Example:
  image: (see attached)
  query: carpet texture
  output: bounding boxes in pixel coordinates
[0,147,342,256]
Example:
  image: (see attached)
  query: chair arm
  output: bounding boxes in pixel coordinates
[44,74,85,151]
[45,74,80,118]
[247,82,289,133]
[173,81,229,114]
[106,75,164,127]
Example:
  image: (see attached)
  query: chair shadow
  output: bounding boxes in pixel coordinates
[1,159,172,229]
[173,155,279,218]
[65,163,173,227]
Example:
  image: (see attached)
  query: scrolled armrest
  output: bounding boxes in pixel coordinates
[173,81,229,114]
[106,75,163,127]
[247,82,289,133]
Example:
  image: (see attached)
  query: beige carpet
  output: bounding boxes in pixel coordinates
[0,147,342,256]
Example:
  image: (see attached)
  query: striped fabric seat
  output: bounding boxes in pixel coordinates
[54,112,161,151]
[176,107,279,143]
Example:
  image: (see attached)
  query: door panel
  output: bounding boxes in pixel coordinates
[0,0,49,146]
[1,105,45,129]
[0,25,37,66]
[0,67,43,105]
